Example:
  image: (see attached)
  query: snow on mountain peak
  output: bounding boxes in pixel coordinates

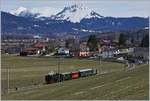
[10,7,28,15]
[16,7,27,12]
[10,7,60,18]
[9,4,103,23]
[53,4,103,23]
[30,7,60,17]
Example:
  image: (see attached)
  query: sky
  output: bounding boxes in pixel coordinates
[1,0,150,17]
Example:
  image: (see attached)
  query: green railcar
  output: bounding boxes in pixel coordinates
[62,72,72,80]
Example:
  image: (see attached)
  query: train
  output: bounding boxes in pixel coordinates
[45,68,98,84]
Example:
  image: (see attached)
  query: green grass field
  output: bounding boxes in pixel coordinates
[1,54,149,100]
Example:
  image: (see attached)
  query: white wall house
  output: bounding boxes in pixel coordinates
[57,47,69,55]
[134,47,149,60]
[101,50,114,58]
[114,48,134,55]
[101,47,134,59]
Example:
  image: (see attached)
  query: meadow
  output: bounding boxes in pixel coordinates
[1,54,149,100]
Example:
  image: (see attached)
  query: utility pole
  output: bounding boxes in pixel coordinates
[7,66,9,93]
[99,53,101,63]
[57,56,60,82]
[58,57,60,74]
[99,51,101,74]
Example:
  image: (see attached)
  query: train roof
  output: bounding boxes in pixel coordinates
[79,68,93,72]
[62,72,71,75]
[48,72,54,75]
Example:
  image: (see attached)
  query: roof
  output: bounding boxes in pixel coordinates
[33,42,48,48]
[71,71,79,73]
[79,69,92,72]
[135,47,149,52]
[58,47,69,50]
[48,71,54,75]
[62,72,71,75]
[25,48,38,51]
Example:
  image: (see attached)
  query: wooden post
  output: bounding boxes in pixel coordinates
[7,66,9,93]
[99,55,101,74]
[57,57,61,82]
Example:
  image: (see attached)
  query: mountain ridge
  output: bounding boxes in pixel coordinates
[1,4,149,38]
[9,4,104,23]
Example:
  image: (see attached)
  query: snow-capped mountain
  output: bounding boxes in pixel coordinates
[10,6,60,18]
[2,4,149,38]
[10,4,103,23]
[10,7,28,16]
[52,4,103,23]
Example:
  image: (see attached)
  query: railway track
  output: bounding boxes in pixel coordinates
[5,69,124,93]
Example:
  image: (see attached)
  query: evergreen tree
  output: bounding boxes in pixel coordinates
[87,35,98,52]
[131,37,134,44]
[118,34,126,47]
[65,38,75,49]
[140,34,149,47]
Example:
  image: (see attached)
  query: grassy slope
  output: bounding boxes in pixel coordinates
[1,55,149,100]
[1,55,124,89]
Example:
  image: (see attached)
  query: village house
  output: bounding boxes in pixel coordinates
[20,42,49,56]
[5,46,22,54]
[69,42,91,57]
[100,47,134,59]
[24,48,39,55]
[69,44,80,57]
[32,42,48,51]
[79,42,90,57]
[113,47,134,57]
[69,49,80,57]
[99,39,111,46]
[133,47,149,60]
[101,48,115,58]
[79,51,90,57]
[57,47,70,55]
